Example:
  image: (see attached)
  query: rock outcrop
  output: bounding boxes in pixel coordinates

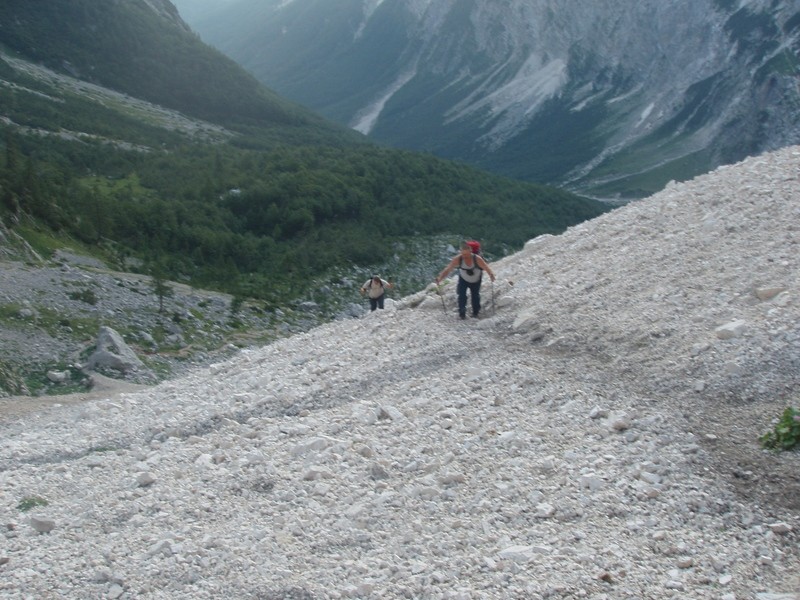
[84,326,153,380]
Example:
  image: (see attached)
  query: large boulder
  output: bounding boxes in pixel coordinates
[85,326,150,378]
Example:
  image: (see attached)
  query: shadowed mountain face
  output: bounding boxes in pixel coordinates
[179,0,800,199]
[0,0,361,141]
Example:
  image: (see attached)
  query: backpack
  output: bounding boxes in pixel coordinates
[466,240,481,255]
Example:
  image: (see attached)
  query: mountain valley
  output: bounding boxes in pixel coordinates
[180,0,800,199]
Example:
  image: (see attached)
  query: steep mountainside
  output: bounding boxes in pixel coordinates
[1,145,798,599]
[168,0,240,24]
[0,0,361,143]
[182,0,800,199]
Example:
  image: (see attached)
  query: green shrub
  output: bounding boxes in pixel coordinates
[68,288,98,305]
[17,496,49,512]
[760,406,800,451]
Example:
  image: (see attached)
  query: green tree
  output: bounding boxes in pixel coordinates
[149,265,174,315]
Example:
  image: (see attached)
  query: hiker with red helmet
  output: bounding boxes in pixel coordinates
[435,241,496,319]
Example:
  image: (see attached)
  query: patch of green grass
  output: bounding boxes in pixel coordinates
[760,406,800,452]
[0,303,23,320]
[138,354,182,379]
[14,226,63,259]
[21,363,89,397]
[0,360,28,396]
[14,225,120,269]
[17,496,49,512]
[1,303,99,339]
[68,288,99,305]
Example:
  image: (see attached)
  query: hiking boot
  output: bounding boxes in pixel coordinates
[459,312,466,320]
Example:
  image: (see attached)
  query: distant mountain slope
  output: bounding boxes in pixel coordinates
[166,0,240,25]
[182,0,800,199]
[0,0,363,146]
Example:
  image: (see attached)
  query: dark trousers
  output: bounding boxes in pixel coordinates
[457,277,481,316]
[369,293,385,311]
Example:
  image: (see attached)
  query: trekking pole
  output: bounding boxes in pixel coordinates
[436,281,447,315]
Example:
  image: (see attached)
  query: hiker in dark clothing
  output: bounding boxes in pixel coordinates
[360,275,393,311]
[435,242,496,319]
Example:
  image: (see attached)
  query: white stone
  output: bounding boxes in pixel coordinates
[46,370,69,383]
[767,522,792,534]
[535,503,556,518]
[29,516,55,533]
[589,406,608,419]
[136,472,156,487]
[291,437,331,457]
[497,545,536,562]
[640,471,662,485]
[579,474,605,492]
[302,466,332,481]
[755,287,786,301]
[378,405,405,421]
[715,320,747,340]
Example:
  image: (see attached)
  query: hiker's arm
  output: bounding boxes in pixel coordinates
[477,256,496,281]
[435,257,458,283]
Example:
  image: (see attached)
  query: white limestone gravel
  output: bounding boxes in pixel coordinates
[1,146,799,599]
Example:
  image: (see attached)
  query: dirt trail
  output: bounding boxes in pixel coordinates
[0,373,150,421]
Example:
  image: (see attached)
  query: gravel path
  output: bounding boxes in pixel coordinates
[0,147,798,599]
[0,374,150,421]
